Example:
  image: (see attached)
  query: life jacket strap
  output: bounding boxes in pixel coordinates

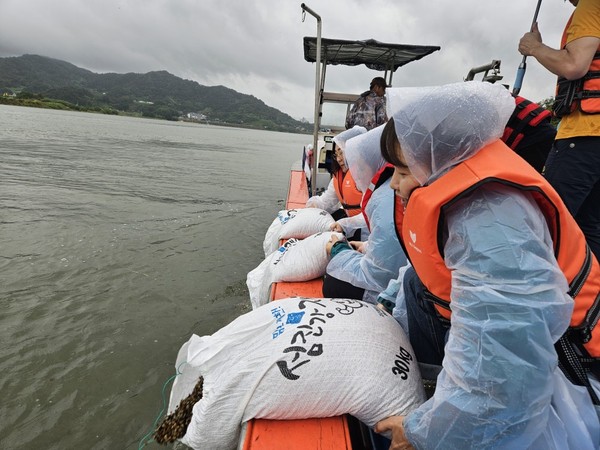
[578,90,600,100]
[553,51,600,117]
[568,247,600,344]
[555,335,600,405]
[422,289,451,325]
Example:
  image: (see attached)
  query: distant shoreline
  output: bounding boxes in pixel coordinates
[0,97,311,134]
[0,96,120,115]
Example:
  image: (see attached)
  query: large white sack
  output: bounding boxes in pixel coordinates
[263,208,335,256]
[168,297,426,450]
[248,231,341,309]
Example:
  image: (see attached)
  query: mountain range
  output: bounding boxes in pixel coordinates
[0,54,309,133]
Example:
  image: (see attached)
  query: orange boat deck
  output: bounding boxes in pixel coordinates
[241,416,352,450]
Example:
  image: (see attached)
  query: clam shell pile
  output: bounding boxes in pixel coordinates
[154,376,204,444]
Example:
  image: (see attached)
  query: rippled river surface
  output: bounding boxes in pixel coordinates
[0,105,309,449]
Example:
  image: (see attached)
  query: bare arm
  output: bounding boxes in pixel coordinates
[519,22,599,80]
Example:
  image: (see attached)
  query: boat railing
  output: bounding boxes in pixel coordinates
[322,92,361,104]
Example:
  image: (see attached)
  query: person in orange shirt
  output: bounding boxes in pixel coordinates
[519,0,600,260]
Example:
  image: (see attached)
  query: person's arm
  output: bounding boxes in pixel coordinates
[376,264,413,330]
[306,179,340,212]
[346,101,358,129]
[336,213,366,236]
[519,21,600,80]
[327,185,406,294]
[325,234,351,258]
[377,275,403,314]
[349,240,366,253]
[375,96,388,126]
[401,186,573,448]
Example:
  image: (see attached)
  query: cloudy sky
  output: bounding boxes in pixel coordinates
[0,0,574,121]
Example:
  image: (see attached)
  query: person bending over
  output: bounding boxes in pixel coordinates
[375,81,600,449]
[323,125,408,303]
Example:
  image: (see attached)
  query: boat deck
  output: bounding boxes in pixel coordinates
[241,168,391,450]
[241,168,356,449]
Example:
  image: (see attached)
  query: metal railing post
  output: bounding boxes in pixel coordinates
[301,3,322,196]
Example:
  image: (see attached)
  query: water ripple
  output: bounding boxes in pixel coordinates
[0,106,309,449]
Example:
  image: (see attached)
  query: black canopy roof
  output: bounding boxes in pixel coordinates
[303,37,440,72]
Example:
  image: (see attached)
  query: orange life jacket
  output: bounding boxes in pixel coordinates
[502,96,552,150]
[360,163,394,231]
[554,14,600,118]
[333,170,362,217]
[393,140,600,363]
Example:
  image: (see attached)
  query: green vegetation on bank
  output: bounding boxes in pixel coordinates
[0,54,311,133]
[0,91,119,114]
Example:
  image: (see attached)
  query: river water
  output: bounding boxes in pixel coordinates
[0,105,309,450]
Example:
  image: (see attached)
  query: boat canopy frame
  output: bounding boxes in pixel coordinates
[303,37,441,80]
[300,5,441,195]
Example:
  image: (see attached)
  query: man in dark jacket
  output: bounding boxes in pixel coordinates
[345,77,388,130]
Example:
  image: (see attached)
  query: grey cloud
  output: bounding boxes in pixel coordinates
[0,0,576,120]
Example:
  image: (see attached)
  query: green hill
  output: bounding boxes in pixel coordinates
[0,54,310,133]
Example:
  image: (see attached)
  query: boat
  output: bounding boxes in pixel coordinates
[149,5,441,449]
[237,5,441,449]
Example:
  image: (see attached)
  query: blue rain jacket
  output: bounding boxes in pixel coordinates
[326,177,406,304]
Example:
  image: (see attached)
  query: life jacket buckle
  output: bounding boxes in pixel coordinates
[573,324,593,344]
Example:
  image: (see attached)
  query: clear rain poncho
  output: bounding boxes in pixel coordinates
[306,127,369,236]
[385,81,600,449]
[326,125,408,304]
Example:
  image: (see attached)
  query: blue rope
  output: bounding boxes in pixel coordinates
[137,361,188,450]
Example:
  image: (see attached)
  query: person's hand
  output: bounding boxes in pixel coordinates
[329,222,344,233]
[518,22,543,56]
[374,416,413,450]
[376,297,394,315]
[349,241,366,253]
[376,302,390,314]
[326,234,342,257]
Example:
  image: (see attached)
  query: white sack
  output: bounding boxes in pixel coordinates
[168,297,426,450]
[263,208,335,256]
[248,232,341,309]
